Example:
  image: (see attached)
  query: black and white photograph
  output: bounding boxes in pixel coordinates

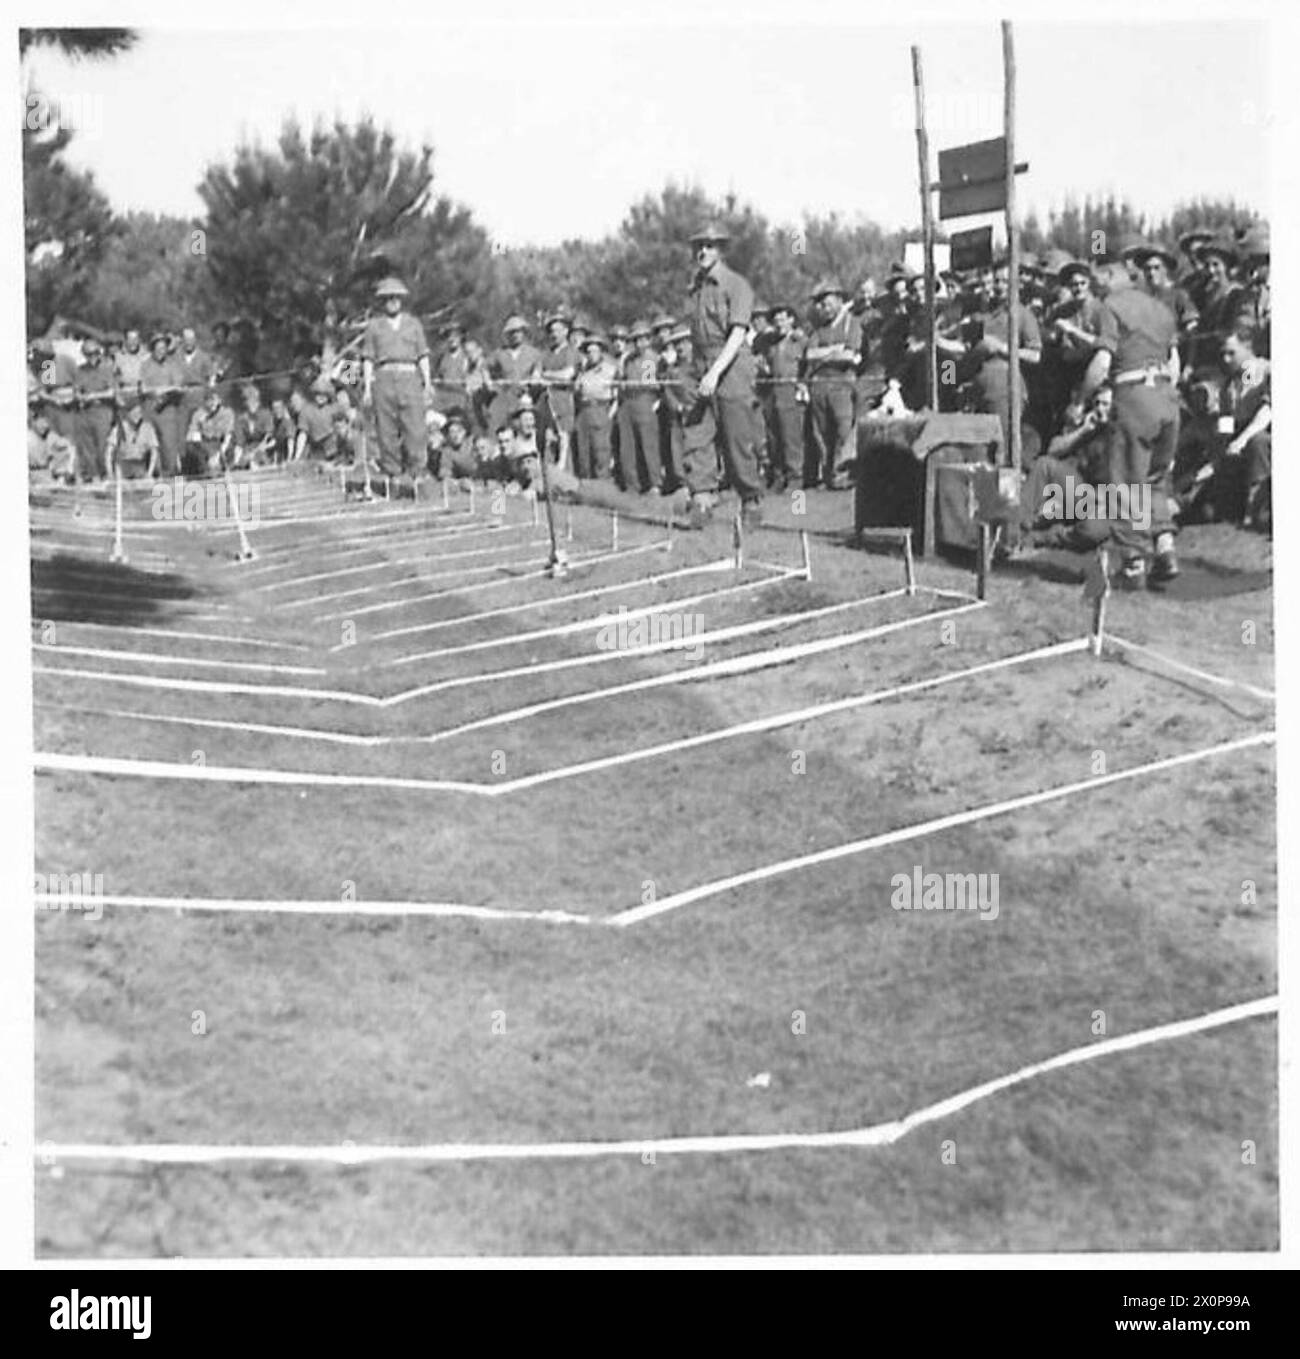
[5,0,1293,1279]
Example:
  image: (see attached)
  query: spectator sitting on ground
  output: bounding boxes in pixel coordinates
[28,408,77,484]
[105,398,161,479]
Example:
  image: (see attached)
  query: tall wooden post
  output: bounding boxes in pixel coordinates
[1002,21,1021,486]
[912,45,938,410]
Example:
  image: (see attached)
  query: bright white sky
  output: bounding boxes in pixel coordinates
[21,2,1275,247]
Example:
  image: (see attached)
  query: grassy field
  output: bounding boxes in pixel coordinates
[31,466,1277,1256]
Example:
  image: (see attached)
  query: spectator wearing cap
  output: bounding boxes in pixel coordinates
[72,336,117,481]
[617,319,666,494]
[140,330,185,476]
[488,315,541,434]
[657,324,696,490]
[877,263,915,384]
[1236,226,1270,358]
[461,337,493,436]
[440,409,478,481]
[1044,258,1106,420]
[1189,237,1245,378]
[684,221,764,526]
[763,303,807,491]
[185,386,234,476]
[1137,243,1200,375]
[360,277,433,478]
[942,257,1043,460]
[290,379,339,462]
[233,383,274,467]
[567,335,614,481]
[803,279,862,490]
[434,320,469,417]
[1176,230,1215,309]
[105,398,160,480]
[540,309,579,471]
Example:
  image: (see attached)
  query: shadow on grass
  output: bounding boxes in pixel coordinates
[31,553,204,627]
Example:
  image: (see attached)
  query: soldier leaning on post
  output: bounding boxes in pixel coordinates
[360,277,434,479]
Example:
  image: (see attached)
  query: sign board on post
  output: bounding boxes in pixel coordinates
[950,226,994,272]
[904,240,950,277]
[937,137,1008,219]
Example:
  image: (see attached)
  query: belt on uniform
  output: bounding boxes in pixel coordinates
[376,361,420,371]
[1113,366,1172,387]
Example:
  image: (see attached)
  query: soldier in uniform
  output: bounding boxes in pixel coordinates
[1218,325,1271,529]
[113,328,146,396]
[1043,258,1105,427]
[617,320,665,494]
[487,315,541,434]
[1078,259,1181,584]
[1176,230,1214,310]
[1236,227,1270,358]
[434,321,469,415]
[658,323,697,492]
[681,221,763,528]
[803,279,863,490]
[1135,244,1199,376]
[573,336,617,481]
[763,302,807,491]
[360,277,433,478]
[1189,236,1245,378]
[540,309,579,472]
[140,331,185,477]
[72,336,117,481]
[175,325,216,438]
[104,397,160,480]
[185,386,235,476]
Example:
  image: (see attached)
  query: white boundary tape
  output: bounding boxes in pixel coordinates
[38,995,1275,1165]
[266,531,549,595]
[608,730,1276,926]
[30,621,311,653]
[1107,635,1276,703]
[238,517,507,576]
[365,557,774,644]
[32,589,963,728]
[34,597,1013,765]
[32,644,324,676]
[311,541,667,621]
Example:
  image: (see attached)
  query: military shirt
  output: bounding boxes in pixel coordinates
[688,260,756,396]
[73,360,117,404]
[113,348,146,390]
[574,358,618,408]
[362,313,430,366]
[621,351,660,404]
[1095,288,1177,373]
[804,311,864,380]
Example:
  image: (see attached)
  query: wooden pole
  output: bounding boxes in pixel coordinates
[912,45,938,410]
[1003,21,1022,500]
[976,522,990,600]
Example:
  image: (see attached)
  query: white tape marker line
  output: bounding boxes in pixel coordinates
[365,557,771,644]
[39,995,1276,1165]
[31,621,311,653]
[313,542,667,622]
[609,730,1276,927]
[32,893,588,924]
[34,637,1079,777]
[33,669,378,705]
[31,645,324,676]
[1107,635,1276,703]
[238,518,509,576]
[272,537,554,601]
[31,589,922,746]
[384,570,795,667]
